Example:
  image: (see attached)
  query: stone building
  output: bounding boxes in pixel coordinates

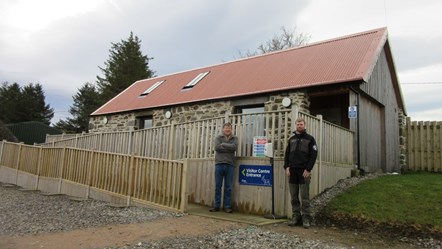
[90,27,406,173]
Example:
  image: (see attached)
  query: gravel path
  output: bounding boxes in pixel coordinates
[1,174,440,249]
[0,183,180,237]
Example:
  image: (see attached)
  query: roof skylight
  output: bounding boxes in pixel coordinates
[139,80,165,97]
[182,71,209,89]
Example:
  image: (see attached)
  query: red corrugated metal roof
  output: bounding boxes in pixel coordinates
[92,27,388,116]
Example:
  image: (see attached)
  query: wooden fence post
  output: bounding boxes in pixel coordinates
[180,159,188,212]
[291,105,299,132]
[224,110,231,124]
[439,121,442,172]
[75,134,79,148]
[35,146,43,190]
[316,114,323,193]
[191,124,198,158]
[99,133,103,151]
[168,122,176,160]
[86,150,95,199]
[431,121,437,172]
[58,148,66,194]
[0,140,4,165]
[126,153,135,206]
[127,127,134,155]
[14,143,23,185]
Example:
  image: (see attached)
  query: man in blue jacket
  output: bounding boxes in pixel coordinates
[284,117,318,228]
[210,122,238,213]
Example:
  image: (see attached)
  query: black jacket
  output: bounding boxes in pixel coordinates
[284,131,318,172]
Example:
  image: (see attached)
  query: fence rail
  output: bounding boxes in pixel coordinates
[405,118,442,172]
[0,141,187,212]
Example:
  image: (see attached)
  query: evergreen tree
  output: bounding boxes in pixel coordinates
[55,82,101,133]
[56,32,154,133]
[97,32,155,103]
[0,82,53,125]
[0,82,22,123]
[20,83,54,125]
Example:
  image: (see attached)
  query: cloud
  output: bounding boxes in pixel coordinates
[2,0,442,123]
[400,64,442,116]
[392,36,442,71]
[408,107,442,122]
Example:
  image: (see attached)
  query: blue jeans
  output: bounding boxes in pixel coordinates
[214,163,234,209]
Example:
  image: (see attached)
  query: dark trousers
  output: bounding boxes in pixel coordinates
[288,176,311,221]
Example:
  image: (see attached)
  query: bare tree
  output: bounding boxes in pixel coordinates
[239,26,311,58]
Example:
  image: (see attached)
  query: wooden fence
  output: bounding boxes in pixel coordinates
[45,133,80,143]
[405,118,442,172]
[186,157,353,216]
[43,109,354,166]
[23,108,354,216]
[0,141,187,212]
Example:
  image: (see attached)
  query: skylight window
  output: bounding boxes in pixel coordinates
[139,80,165,97]
[182,71,209,89]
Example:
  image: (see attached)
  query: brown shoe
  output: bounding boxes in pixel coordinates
[209,207,220,212]
[224,208,233,213]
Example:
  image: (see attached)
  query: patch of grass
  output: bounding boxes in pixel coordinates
[328,172,442,229]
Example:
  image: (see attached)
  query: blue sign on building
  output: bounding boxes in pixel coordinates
[348,106,357,119]
[239,165,272,187]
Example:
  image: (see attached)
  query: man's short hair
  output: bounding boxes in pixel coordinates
[223,122,232,128]
[295,117,305,124]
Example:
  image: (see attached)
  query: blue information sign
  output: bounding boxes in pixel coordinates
[239,165,272,187]
[348,106,357,119]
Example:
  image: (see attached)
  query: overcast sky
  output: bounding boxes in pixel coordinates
[1,0,442,124]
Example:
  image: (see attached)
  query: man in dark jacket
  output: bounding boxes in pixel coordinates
[284,117,317,228]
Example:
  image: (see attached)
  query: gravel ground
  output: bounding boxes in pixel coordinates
[134,226,348,249]
[1,174,440,249]
[0,183,181,237]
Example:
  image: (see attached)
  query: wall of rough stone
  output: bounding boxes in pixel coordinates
[89,112,136,133]
[398,109,407,171]
[89,91,311,133]
[153,101,233,127]
[266,91,310,114]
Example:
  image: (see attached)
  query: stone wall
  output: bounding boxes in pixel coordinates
[89,113,136,133]
[266,91,310,113]
[89,91,311,133]
[153,101,233,127]
[398,109,407,172]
